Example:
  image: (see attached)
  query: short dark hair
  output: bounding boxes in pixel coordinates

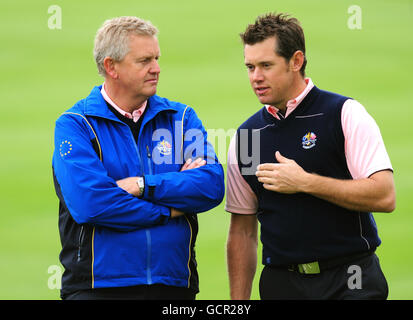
[240,13,307,77]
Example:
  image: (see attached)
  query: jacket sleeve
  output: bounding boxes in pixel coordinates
[52,114,171,231]
[142,107,225,213]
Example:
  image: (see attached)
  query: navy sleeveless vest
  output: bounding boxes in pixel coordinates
[236,86,380,266]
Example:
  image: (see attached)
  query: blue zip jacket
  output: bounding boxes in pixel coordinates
[52,85,225,297]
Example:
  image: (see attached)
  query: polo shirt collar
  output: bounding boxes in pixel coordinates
[83,85,179,126]
[101,83,147,123]
[266,78,314,120]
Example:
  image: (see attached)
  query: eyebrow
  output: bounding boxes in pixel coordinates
[245,60,273,66]
[137,54,159,59]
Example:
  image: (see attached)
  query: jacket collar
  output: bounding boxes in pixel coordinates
[83,85,179,123]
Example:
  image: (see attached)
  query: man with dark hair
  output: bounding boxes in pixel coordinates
[226,13,395,300]
[241,13,307,77]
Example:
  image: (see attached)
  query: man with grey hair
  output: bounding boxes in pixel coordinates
[52,16,224,300]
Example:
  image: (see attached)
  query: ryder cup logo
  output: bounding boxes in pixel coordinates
[156,139,172,156]
[302,132,317,149]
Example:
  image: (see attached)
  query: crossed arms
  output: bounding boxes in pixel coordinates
[116,157,208,218]
[53,109,224,232]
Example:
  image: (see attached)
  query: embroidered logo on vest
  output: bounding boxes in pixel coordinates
[302,132,317,149]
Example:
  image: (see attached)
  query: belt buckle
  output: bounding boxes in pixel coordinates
[297,261,320,274]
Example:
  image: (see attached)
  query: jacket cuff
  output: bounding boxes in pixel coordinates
[159,206,171,225]
[142,174,157,200]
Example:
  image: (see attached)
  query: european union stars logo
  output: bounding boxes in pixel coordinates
[59,140,73,158]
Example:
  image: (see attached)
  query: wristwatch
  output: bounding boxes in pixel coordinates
[136,176,145,197]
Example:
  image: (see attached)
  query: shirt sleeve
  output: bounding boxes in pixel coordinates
[225,133,258,214]
[341,99,393,179]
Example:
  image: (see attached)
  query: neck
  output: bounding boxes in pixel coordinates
[104,81,147,113]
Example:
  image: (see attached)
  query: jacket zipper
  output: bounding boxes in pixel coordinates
[77,225,85,262]
[146,145,153,175]
[145,144,153,284]
[128,127,153,284]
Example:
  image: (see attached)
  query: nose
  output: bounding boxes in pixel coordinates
[150,59,161,74]
[251,67,264,82]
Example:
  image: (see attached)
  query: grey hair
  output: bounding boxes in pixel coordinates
[93,16,158,77]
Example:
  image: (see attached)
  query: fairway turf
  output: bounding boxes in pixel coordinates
[0,0,412,300]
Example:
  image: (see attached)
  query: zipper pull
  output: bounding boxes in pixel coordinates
[77,226,84,262]
[146,145,151,158]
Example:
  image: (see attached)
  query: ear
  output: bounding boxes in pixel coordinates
[289,50,305,74]
[103,57,118,79]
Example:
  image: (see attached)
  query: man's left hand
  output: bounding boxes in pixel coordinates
[256,151,309,194]
[116,177,142,197]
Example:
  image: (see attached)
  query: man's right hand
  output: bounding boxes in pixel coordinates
[180,157,206,171]
[170,208,185,218]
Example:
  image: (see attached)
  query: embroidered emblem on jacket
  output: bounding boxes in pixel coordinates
[156,139,172,156]
[60,140,73,158]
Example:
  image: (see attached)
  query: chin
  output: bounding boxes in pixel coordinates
[257,96,271,105]
[257,95,280,106]
[144,87,158,97]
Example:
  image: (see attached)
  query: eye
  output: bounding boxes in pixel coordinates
[137,57,152,64]
[246,64,254,71]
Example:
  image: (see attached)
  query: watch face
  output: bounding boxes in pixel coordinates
[136,177,144,197]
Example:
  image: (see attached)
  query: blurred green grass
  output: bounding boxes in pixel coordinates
[0,0,412,299]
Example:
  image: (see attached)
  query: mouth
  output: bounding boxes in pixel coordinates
[255,86,270,96]
[145,78,158,84]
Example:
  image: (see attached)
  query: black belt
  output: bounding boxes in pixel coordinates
[274,251,374,274]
